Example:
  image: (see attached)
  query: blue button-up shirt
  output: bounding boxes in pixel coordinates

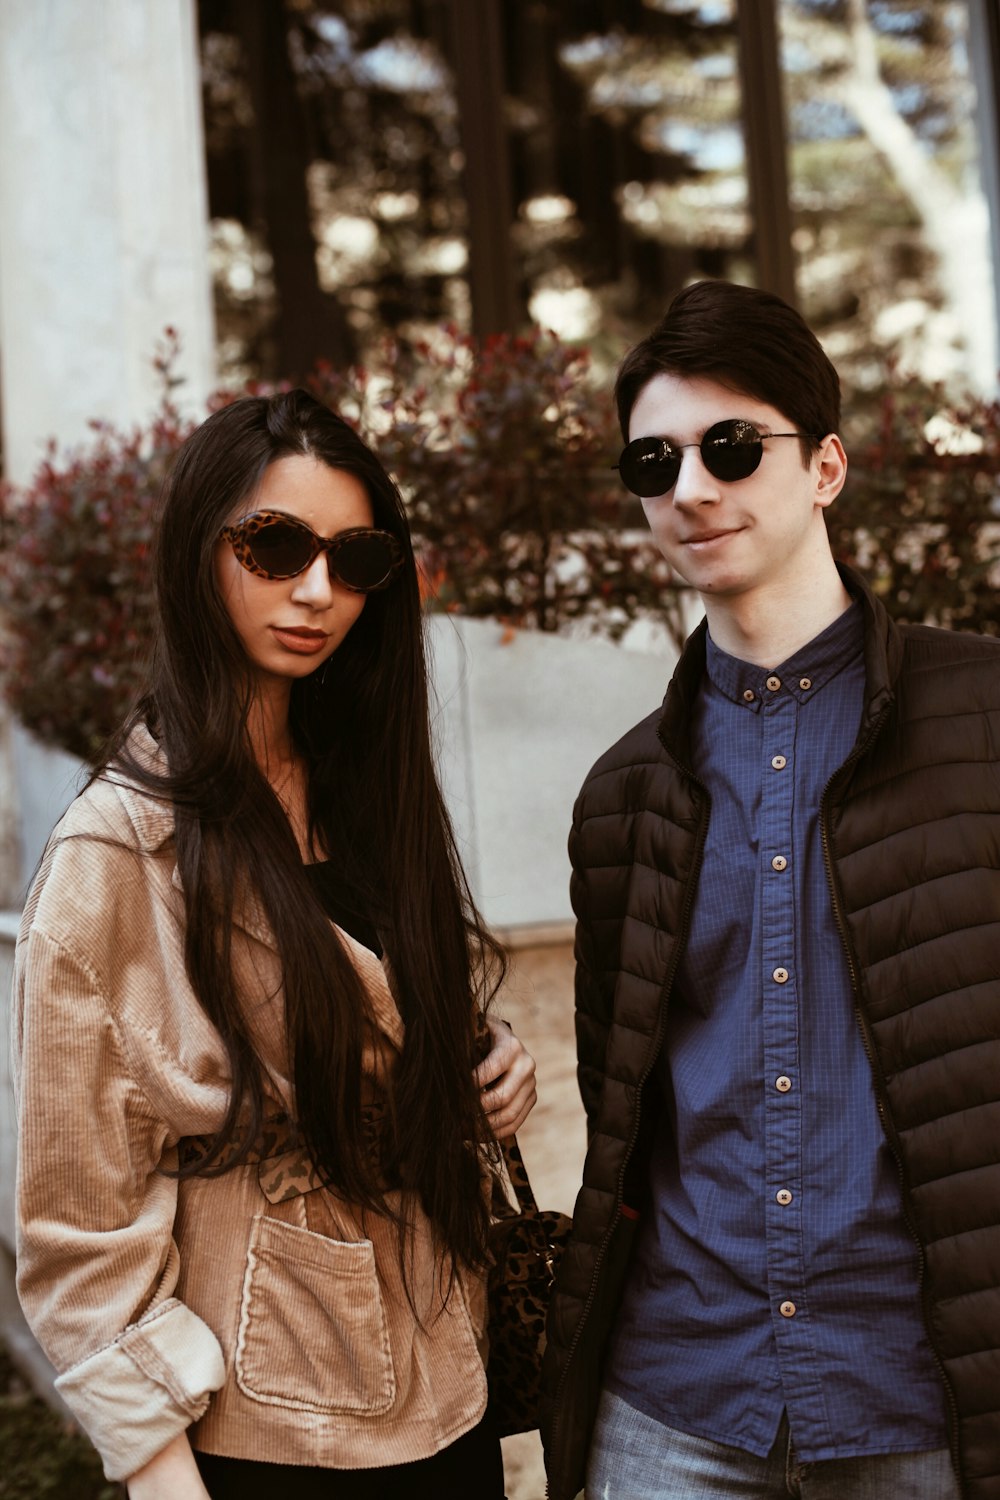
[606,602,947,1461]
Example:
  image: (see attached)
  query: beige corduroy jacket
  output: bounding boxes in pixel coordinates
[12,740,489,1482]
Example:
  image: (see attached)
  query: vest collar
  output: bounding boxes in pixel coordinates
[657,562,902,764]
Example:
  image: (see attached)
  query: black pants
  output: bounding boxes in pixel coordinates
[194,1413,505,1499]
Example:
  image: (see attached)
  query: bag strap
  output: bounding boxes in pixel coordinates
[498,1136,540,1218]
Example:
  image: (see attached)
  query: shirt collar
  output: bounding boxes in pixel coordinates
[705,599,864,712]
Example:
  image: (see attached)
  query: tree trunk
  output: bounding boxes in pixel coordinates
[841,0,994,387]
[235,0,355,378]
[446,0,522,336]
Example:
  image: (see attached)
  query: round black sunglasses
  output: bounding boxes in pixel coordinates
[220,510,404,592]
[615,419,819,498]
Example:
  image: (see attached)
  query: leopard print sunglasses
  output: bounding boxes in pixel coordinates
[220,510,404,592]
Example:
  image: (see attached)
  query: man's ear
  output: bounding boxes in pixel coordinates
[814,433,848,510]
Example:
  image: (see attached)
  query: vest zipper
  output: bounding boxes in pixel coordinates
[819,707,964,1487]
[545,753,711,1500]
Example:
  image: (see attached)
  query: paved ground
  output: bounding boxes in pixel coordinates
[495,941,586,1500]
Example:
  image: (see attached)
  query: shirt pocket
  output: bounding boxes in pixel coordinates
[235,1215,395,1415]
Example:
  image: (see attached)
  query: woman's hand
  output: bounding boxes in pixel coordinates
[475,1017,537,1140]
[126,1430,211,1499]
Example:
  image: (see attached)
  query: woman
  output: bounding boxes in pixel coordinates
[12,390,537,1499]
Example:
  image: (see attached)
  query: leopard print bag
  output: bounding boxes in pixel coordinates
[486,1138,573,1438]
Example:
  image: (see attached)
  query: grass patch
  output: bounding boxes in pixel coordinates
[0,1341,123,1498]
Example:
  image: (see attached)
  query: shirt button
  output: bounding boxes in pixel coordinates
[776,1188,793,1205]
[779,1300,797,1318]
[775,1075,792,1092]
[771,754,787,770]
[743,688,755,703]
[773,967,789,983]
[799,677,812,691]
[771,855,788,872]
[766,675,781,691]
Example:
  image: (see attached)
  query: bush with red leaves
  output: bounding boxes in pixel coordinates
[834,378,1000,634]
[3,332,996,766]
[0,401,194,762]
[308,326,681,638]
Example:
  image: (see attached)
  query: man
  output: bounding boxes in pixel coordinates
[540,280,1000,1500]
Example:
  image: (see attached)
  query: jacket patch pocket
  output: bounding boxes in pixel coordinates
[235,1215,395,1415]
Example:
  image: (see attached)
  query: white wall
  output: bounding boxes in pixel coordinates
[0,0,215,484]
[8,729,86,908]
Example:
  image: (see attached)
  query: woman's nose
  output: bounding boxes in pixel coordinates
[290,551,336,604]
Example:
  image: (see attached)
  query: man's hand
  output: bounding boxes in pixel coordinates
[475,1017,538,1140]
[127,1430,211,1500]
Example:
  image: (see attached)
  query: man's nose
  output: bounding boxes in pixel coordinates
[670,449,723,507]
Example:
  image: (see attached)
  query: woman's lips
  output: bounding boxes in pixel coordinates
[270,626,329,655]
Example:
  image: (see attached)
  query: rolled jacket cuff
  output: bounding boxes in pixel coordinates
[54,1297,225,1481]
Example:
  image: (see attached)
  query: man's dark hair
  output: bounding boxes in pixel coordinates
[614,280,841,453]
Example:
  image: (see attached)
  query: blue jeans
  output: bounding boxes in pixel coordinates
[586,1391,961,1499]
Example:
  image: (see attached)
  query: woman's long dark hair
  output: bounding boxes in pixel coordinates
[109,390,505,1270]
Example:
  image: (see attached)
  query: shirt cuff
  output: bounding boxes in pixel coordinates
[54,1297,225,1481]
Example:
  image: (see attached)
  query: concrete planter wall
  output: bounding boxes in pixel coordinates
[427,615,673,932]
[9,726,88,908]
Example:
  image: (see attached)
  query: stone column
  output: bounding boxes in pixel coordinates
[0,0,216,905]
[0,0,216,480]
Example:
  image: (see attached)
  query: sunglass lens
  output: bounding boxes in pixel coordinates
[620,437,681,497]
[703,420,763,481]
[332,533,396,590]
[247,518,314,577]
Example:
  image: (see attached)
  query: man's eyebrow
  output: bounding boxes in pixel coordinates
[639,418,768,443]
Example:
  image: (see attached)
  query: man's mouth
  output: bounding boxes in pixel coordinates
[682,527,743,548]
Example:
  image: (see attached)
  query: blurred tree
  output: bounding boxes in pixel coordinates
[199,0,472,380]
[781,0,996,391]
[553,0,994,385]
[529,0,756,346]
[196,0,995,395]
[4,344,995,764]
[197,0,757,377]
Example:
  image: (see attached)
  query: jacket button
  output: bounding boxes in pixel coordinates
[771,855,788,872]
[766,675,781,691]
[773,967,789,983]
[776,1188,793,1205]
[775,1075,792,1092]
[771,754,787,770]
[779,1300,797,1318]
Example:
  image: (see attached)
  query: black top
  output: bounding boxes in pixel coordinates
[304,862,383,958]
